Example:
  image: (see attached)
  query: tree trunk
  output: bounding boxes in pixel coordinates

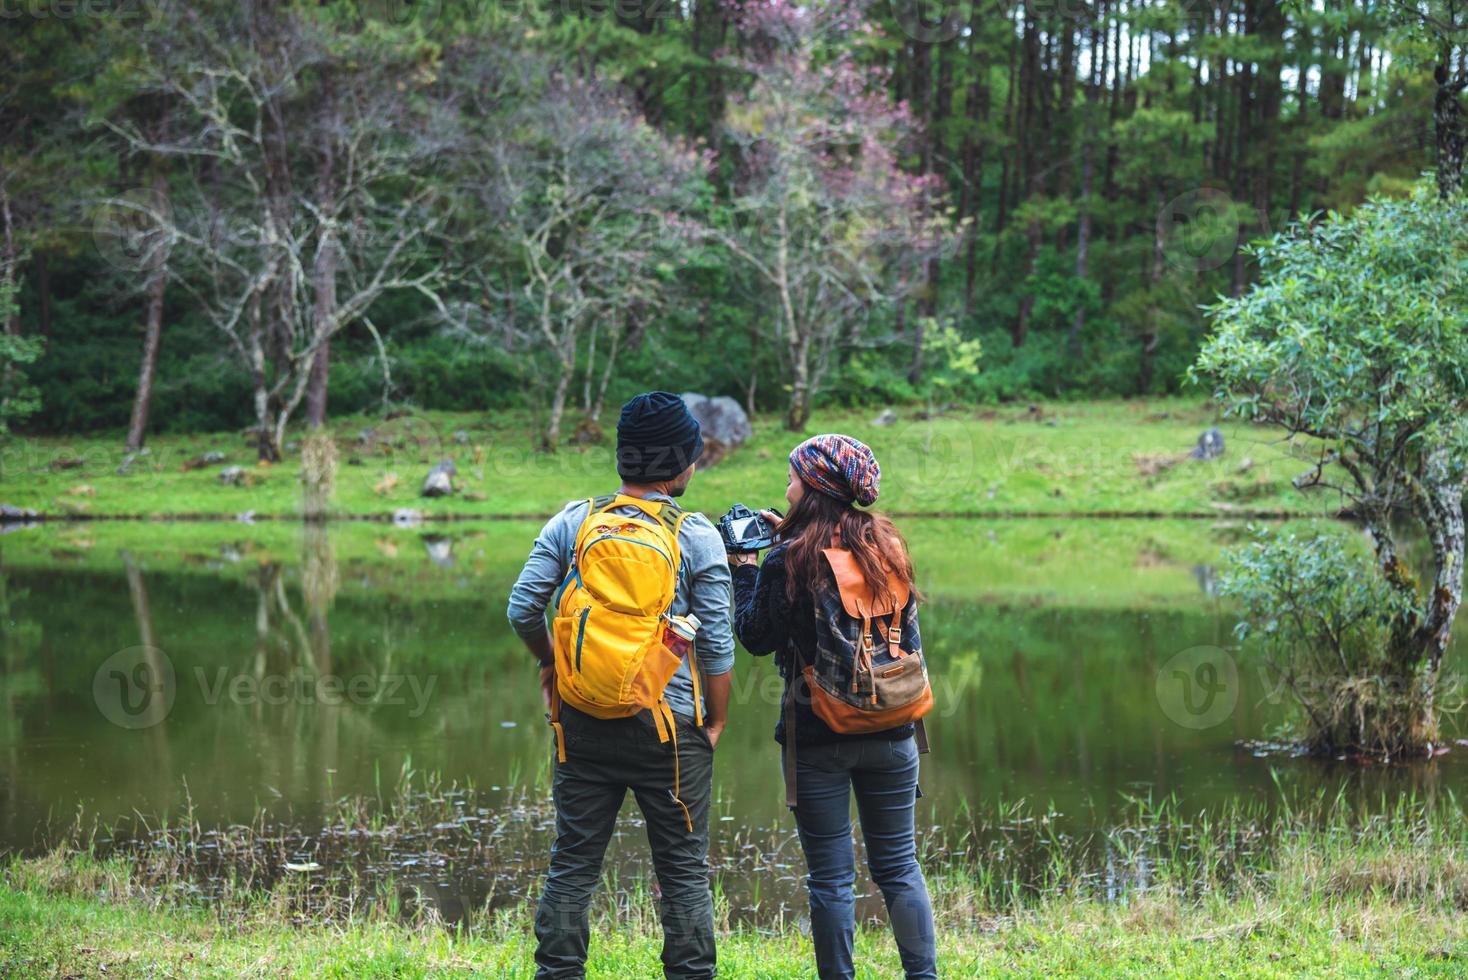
[249,291,279,463]
[1419,446,1465,673]
[1434,65,1468,200]
[126,266,167,451]
[786,346,810,431]
[908,311,926,386]
[35,251,50,337]
[126,172,170,453]
[959,8,990,314]
[306,90,338,430]
[745,317,758,418]
[544,361,572,451]
[0,190,17,340]
[1069,2,1102,360]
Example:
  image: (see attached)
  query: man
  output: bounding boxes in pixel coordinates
[507,390,735,980]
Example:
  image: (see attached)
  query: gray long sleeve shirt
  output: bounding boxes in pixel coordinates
[506,492,735,720]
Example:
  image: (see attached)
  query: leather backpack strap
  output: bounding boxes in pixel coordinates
[783,684,798,809]
[783,640,803,809]
[915,717,930,754]
[549,684,567,763]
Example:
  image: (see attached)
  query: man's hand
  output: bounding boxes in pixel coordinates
[539,664,557,709]
[701,671,731,752]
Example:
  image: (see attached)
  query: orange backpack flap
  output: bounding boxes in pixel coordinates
[800,541,933,735]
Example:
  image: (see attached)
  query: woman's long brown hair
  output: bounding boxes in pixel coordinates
[778,477,921,608]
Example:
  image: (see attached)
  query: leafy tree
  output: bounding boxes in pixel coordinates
[114,1,455,460]
[0,281,42,437]
[1194,184,1468,755]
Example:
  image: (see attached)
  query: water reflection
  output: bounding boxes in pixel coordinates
[1,519,1463,923]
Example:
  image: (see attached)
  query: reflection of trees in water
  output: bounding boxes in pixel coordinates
[121,553,175,808]
[0,569,33,846]
[304,525,338,794]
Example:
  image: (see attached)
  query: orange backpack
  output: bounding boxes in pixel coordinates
[784,528,933,805]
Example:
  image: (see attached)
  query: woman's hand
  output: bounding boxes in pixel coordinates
[728,551,759,567]
[759,509,784,532]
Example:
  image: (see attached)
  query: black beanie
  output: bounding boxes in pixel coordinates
[616,391,704,482]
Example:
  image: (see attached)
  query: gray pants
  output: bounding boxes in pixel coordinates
[534,705,717,980]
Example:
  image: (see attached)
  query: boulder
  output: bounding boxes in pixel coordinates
[0,504,38,521]
[218,466,246,486]
[1189,428,1226,461]
[872,408,898,427]
[421,459,456,497]
[681,394,752,468]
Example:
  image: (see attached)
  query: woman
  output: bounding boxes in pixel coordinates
[731,434,937,980]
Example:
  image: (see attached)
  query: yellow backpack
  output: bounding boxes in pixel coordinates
[549,494,702,767]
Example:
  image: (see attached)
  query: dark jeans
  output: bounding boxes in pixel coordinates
[535,705,716,980]
[789,737,937,980]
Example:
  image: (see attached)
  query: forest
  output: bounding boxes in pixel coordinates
[1,0,1465,451]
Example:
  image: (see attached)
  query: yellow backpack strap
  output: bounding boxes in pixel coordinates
[664,506,699,725]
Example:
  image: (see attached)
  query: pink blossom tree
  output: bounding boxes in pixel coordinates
[708,0,957,430]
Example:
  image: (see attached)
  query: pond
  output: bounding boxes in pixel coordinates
[1,517,1463,924]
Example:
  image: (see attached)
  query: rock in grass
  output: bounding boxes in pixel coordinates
[682,394,752,469]
[872,408,898,427]
[0,504,38,521]
[1189,428,1226,461]
[219,466,246,486]
[421,459,456,498]
[182,451,227,472]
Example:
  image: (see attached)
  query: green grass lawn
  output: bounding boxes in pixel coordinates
[4,850,1465,978]
[1,399,1341,520]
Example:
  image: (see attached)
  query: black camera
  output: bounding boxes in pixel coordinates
[717,503,781,554]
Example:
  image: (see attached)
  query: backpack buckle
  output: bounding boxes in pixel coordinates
[887,625,901,645]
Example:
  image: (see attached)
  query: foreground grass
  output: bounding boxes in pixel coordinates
[6,789,1468,977]
[3,851,1465,978]
[1,399,1336,519]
